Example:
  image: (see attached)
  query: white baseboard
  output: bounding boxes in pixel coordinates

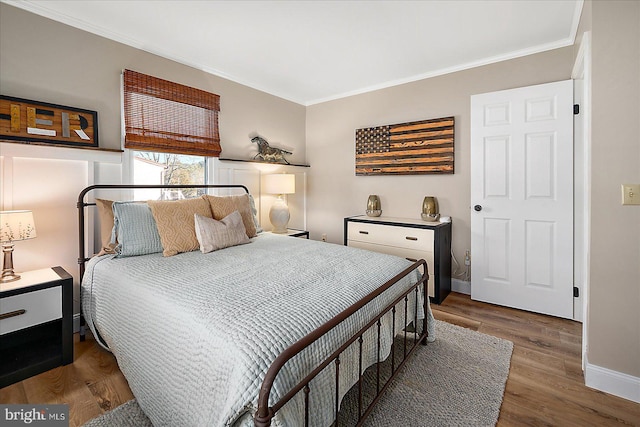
[451,279,470,295]
[585,361,640,403]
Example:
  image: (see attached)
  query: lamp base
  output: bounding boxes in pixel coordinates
[269,196,290,234]
[1,243,20,282]
[0,272,21,283]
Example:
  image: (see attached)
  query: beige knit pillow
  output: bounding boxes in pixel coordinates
[194,211,250,253]
[202,194,257,238]
[147,198,213,256]
[96,198,117,255]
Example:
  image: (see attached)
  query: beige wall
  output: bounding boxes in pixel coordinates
[0,3,306,313]
[588,0,640,377]
[305,48,574,274]
[0,3,306,163]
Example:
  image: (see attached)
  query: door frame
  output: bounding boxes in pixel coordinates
[572,31,591,370]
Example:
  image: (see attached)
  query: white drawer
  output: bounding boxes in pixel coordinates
[347,222,434,251]
[0,286,62,335]
[348,240,435,297]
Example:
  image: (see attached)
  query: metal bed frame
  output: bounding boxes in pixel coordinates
[77,184,429,427]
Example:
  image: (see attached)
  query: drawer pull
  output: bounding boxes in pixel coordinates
[405,236,418,241]
[0,309,26,320]
[359,230,369,235]
[406,257,418,262]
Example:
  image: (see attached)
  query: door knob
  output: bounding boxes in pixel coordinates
[474,205,482,212]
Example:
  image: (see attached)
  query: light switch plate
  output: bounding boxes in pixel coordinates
[621,184,640,205]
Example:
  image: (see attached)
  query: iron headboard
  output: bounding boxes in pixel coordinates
[77,184,249,281]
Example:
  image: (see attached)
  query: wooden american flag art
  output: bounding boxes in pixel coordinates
[355,116,454,175]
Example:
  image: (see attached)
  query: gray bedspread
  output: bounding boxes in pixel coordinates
[82,233,434,426]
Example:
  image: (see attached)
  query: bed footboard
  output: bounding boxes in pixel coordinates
[255,260,429,427]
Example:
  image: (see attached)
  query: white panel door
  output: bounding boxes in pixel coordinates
[470,80,573,319]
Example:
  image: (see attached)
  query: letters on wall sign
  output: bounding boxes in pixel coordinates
[0,95,98,149]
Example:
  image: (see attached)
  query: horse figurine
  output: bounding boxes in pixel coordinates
[251,136,292,164]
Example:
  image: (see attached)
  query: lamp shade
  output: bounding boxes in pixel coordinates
[0,210,37,243]
[264,174,295,195]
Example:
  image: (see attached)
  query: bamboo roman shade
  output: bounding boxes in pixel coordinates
[123,69,221,157]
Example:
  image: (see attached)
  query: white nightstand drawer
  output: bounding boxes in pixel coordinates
[0,286,62,335]
[347,221,434,250]
[348,240,435,297]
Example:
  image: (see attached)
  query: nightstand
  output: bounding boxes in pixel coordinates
[269,229,310,239]
[0,266,73,388]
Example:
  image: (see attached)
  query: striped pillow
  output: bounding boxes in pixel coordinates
[112,202,163,257]
[194,211,250,253]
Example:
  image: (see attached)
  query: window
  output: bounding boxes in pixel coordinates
[123,69,221,157]
[122,69,219,200]
[132,152,207,200]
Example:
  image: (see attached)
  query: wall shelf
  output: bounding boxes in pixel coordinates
[0,139,124,153]
[219,157,310,167]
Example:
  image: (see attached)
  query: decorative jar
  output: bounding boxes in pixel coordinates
[366,195,382,217]
[421,196,440,222]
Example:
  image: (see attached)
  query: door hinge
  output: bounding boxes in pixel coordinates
[574,104,580,115]
[573,286,579,297]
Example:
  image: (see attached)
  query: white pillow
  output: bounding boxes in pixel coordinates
[194,211,250,253]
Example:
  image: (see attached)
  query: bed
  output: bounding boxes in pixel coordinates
[78,184,434,426]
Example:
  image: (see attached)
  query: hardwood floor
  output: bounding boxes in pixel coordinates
[1,292,638,426]
[435,293,639,427]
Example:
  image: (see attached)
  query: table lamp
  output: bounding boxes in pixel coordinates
[264,174,295,233]
[0,210,37,283]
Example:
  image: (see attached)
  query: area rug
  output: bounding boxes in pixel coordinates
[83,320,513,426]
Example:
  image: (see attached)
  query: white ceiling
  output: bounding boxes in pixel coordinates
[5,0,583,106]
